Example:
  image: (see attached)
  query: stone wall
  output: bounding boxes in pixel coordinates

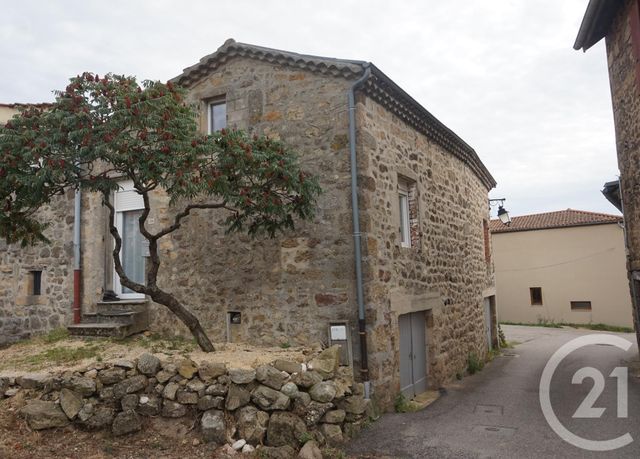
[80,57,360,350]
[605,0,640,331]
[357,94,495,407]
[2,346,369,457]
[0,109,75,346]
[0,191,75,346]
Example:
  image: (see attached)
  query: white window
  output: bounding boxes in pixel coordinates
[208,99,227,134]
[113,180,146,299]
[399,180,411,248]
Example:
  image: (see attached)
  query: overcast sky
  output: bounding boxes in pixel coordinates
[0,0,619,218]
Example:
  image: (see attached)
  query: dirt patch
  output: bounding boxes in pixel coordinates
[0,331,310,378]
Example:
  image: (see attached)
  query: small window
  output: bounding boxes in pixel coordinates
[398,180,411,248]
[571,301,592,311]
[483,219,490,263]
[530,287,542,305]
[30,270,42,296]
[208,99,227,134]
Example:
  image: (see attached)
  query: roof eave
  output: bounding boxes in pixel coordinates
[574,0,622,51]
[364,64,497,190]
[171,40,497,190]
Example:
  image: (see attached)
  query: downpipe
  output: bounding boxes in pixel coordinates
[348,65,372,398]
[73,188,82,324]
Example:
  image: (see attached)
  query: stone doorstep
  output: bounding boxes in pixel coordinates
[82,311,138,325]
[96,300,148,313]
[67,322,132,339]
[406,390,440,412]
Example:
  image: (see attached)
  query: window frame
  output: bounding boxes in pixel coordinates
[570,301,592,311]
[530,287,543,306]
[207,98,227,134]
[398,180,411,248]
[30,270,42,296]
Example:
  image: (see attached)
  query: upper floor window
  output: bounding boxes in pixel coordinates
[398,176,419,248]
[208,99,227,134]
[483,219,491,263]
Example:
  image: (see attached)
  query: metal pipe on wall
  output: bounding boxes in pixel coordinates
[73,188,82,324]
[347,64,372,397]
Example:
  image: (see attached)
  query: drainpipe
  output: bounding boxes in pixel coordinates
[348,65,372,397]
[73,188,82,324]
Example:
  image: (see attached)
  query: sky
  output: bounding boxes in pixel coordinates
[0,0,620,218]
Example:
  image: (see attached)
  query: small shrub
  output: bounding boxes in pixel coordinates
[394,393,411,413]
[498,324,507,348]
[467,352,484,375]
[280,342,291,349]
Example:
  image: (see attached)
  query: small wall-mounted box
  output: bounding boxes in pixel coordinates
[328,321,352,366]
[226,311,242,342]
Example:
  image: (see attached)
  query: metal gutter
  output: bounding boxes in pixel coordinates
[348,64,372,397]
[574,0,621,51]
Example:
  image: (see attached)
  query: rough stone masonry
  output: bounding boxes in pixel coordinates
[3,346,368,457]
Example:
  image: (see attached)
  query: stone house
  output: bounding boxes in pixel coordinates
[574,0,640,342]
[0,103,75,343]
[491,209,632,328]
[1,40,497,407]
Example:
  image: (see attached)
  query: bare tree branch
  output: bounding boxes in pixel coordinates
[151,202,230,240]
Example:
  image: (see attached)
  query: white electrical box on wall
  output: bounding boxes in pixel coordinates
[328,321,352,366]
[330,325,347,340]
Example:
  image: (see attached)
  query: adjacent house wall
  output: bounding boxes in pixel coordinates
[606,0,640,331]
[0,106,75,346]
[357,94,495,406]
[493,223,633,328]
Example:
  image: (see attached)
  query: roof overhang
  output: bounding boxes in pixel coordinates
[602,179,623,212]
[574,0,623,51]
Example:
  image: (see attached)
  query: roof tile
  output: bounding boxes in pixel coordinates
[490,209,622,233]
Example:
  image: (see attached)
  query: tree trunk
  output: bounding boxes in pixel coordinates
[149,288,215,352]
[103,191,216,352]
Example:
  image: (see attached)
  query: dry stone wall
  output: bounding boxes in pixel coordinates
[2,346,369,457]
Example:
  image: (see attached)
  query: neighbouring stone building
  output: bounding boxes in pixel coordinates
[1,40,497,408]
[575,0,640,343]
[0,104,75,344]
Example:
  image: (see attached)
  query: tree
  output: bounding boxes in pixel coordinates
[0,73,321,351]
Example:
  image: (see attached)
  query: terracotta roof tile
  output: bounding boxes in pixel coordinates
[490,209,622,233]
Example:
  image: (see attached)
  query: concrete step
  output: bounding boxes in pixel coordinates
[67,322,132,339]
[96,299,148,314]
[81,310,139,325]
[70,300,150,338]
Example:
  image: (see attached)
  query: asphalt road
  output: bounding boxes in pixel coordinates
[347,325,640,458]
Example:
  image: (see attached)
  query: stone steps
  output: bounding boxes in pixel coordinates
[67,300,149,339]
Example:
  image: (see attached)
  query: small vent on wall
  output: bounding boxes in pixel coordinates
[570,301,592,311]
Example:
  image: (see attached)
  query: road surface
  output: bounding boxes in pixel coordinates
[347,325,640,458]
